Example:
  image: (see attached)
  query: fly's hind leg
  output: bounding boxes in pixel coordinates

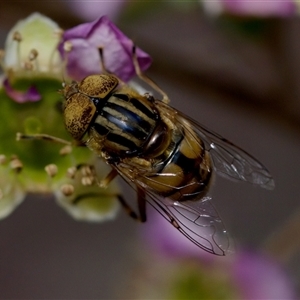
[132,45,170,104]
[100,168,147,222]
[117,187,147,222]
[137,187,147,222]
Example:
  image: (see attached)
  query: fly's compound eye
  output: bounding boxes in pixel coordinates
[79,74,119,98]
[63,74,119,141]
[63,93,96,140]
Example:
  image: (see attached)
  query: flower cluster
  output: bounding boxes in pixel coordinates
[0,12,151,221]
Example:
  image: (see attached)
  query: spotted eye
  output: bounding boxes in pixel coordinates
[79,74,119,98]
[63,93,96,140]
[63,75,118,141]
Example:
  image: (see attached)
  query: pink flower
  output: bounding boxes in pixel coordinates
[232,251,296,299]
[58,16,152,82]
[141,211,296,299]
[224,0,296,17]
[203,0,297,17]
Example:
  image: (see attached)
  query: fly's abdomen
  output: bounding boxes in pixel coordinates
[139,123,212,202]
[91,93,158,155]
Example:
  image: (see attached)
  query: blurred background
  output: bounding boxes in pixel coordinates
[1,1,300,299]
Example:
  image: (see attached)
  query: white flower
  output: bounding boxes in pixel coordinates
[3,12,63,79]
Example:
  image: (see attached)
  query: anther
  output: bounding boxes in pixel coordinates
[60,184,74,196]
[67,166,77,178]
[63,41,73,52]
[81,176,94,186]
[45,164,58,177]
[10,155,23,173]
[13,32,22,68]
[81,165,94,177]
[29,49,38,61]
[13,31,22,42]
[59,145,72,156]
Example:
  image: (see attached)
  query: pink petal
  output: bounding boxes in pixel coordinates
[233,251,296,299]
[223,0,297,17]
[3,78,41,103]
[59,16,152,82]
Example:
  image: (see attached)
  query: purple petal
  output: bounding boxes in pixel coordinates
[59,16,152,82]
[232,251,296,299]
[3,78,41,103]
[140,209,215,262]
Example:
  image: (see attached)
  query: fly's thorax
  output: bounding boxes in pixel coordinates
[90,92,159,156]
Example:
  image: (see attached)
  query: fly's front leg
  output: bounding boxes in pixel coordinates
[98,47,127,86]
[132,45,170,104]
[16,132,71,145]
[16,133,87,149]
[16,132,77,156]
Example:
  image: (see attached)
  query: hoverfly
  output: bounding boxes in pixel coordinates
[19,47,274,256]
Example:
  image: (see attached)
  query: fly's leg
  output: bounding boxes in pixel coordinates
[117,187,147,222]
[16,132,86,150]
[98,47,126,85]
[99,44,169,102]
[100,168,147,222]
[137,187,147,222]
[98,168,119,188]
[98,47,107,74]
[132,45,170,104]
[16,132,71,145]
[16,132,77,157]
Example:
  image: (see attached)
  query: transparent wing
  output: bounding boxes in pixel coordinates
[146,192,231,256]
[156,101,275,190]
[107,99,274,255]
[113,164,230,256]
